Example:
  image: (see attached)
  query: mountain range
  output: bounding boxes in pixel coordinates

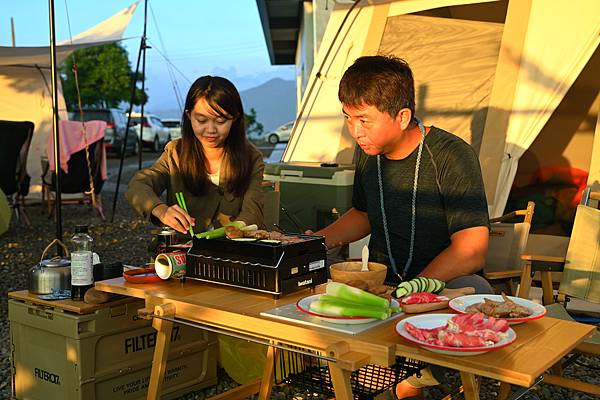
[152,78,296,133]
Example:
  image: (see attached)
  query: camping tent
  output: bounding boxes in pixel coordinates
[0,2,138,195]
[280,0,600,217]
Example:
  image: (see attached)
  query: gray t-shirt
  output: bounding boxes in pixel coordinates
[352,126,489,283]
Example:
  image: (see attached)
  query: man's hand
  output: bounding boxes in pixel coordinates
[314,207,371,249]
[152,204,195,234]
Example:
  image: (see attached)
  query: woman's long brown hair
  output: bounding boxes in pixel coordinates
[178,76,254,197]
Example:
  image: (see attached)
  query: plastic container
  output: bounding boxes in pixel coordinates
[9,298,218,399]
[264,162,354,232]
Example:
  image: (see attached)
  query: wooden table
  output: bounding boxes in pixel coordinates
[96,278,595,400]
[8,290,132,314]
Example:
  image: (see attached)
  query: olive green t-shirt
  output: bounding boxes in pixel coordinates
[352,126,489,283]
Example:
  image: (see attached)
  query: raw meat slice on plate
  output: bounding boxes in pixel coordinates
[448,312,509,333]
[401,292,449,305]
[404,313,509,348]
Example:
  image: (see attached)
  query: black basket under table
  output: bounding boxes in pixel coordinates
[274,348,425,400]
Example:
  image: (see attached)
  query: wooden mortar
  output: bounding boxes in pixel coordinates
[329,261,388,289]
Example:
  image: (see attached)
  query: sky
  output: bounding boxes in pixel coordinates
[0,0,295,113]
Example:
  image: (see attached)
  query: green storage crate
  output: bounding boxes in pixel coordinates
[9,298,218,400]
[264,162,355,232]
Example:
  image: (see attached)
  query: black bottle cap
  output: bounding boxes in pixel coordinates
[75,225,89,233]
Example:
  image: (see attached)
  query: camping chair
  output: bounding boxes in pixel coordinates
[0,120,34,226]
[483,201,535,295]
[42,134,107,221]
[498,191,600,398]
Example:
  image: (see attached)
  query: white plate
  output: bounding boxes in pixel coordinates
[296,294,401,325]
[395,313,517,356]
[231,238,256,242]
[448,295,546,324]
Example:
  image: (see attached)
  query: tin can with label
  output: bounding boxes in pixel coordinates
[155,250,186,279]
[149,227,179,259]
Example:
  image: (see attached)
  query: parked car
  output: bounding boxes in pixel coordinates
[161,118,181,141]
[247,129,264,143]
[129,112,171,152]
[266,121,294,144]
[70,108,138,156]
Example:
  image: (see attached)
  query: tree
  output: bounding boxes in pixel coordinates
[245,108,263,137]
[61,43,147,110]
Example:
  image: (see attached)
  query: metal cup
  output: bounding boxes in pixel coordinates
[154,251,186,279]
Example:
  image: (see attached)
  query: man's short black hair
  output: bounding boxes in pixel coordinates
[338,55,415,121]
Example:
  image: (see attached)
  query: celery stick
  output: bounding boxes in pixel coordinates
[195,221,246,239]
[325,282,389,308]
[318,295,389,311]
[196,227,224,239]
[310,300,390,320]
[317,298,392,319]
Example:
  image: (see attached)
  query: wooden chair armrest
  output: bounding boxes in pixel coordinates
[590,191,600,201]
[521,254,565,273]
[521,254,566,263]
[490,211,518,223]
[489,207,530,223]
[484,270,522,280]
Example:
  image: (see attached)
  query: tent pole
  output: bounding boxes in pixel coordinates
[10,17,15,47]
[138,2,148,172]
[111,0,148,222]
[48,0,63,253]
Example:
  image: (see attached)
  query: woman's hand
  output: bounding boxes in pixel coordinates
[152,204,195,234]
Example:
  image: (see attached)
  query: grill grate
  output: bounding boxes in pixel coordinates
[189,256,271,291]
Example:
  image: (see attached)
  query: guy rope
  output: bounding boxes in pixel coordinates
[64,0,97,208]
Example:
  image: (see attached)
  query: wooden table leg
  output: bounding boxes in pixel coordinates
[460,371,480,400]
[328,362,353,400]
[258,345,280,400]
[147,303,175,400]
[498,382,511,400]
[325,341,371,400]
[540,271,554,305]
[517,261,532,298]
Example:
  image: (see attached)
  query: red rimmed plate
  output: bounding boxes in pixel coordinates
[395,313,517,356]
[448,295,547,324]
[296,294,400,325]
[123,267,163,284]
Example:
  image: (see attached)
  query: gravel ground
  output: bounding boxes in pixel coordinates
[2,153,599,400]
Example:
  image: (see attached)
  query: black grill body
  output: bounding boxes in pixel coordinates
[186,235,327,296]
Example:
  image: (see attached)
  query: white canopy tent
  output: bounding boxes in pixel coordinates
[0,2,138,194]
[282,0,600,216]
[480,1,599,216]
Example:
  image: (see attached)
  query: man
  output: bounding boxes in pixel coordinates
[315,55,492,398]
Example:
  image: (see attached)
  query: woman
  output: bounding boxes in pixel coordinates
[126,76,265,233]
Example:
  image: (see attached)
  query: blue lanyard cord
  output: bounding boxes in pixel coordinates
[377,117,426,280]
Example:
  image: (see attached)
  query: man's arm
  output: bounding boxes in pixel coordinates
[417,226,488,281]
[315,207,371,249]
